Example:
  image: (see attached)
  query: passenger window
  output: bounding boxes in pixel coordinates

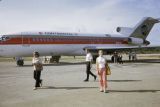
[40,38,43,42]
[32,38,36,42]
[47,38,49,42]
[36,38,39,42]
[43,38,46,42]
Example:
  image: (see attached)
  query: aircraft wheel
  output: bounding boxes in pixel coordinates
[17,60,24,66]
[50,56,61,63]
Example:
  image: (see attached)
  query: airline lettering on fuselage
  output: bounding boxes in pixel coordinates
[38,32,78,36]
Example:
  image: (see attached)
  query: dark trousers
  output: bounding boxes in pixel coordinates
[85,62,96,80]
[33,70,42,87]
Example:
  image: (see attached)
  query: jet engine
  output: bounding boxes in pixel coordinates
[128,37,150,45]
[116,27,133,35]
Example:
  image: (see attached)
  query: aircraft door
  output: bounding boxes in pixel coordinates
[21,35,30,47]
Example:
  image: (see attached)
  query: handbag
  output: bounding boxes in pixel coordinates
[35,63,43,71]
[106,64,111,75]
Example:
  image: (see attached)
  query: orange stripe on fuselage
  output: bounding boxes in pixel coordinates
[0,36,129,45]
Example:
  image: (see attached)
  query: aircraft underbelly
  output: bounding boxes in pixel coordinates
[0,44,128,57]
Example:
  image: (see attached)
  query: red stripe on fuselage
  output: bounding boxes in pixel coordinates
[0,36,129,45]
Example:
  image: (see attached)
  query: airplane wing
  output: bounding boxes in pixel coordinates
[84,45,160,54]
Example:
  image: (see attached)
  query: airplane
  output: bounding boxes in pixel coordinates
[0,17,159,66]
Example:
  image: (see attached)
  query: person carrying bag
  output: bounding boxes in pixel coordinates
[96,50,110,93]
[32,51,43,90]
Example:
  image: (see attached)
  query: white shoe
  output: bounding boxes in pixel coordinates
[40,80,43,87]
[100,89,103,92]
[33,87,37,90]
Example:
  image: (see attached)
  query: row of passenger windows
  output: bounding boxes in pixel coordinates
[32,38,54,42]
[31,38,112,42]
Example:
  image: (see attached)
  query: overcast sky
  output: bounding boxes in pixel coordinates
[0,0,160,44]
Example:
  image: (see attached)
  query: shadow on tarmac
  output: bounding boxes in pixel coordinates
[108,80,142,82]
[92,80,142,83]
[39,86,97,90]
[108,90,160,93]
[38,86,160,93]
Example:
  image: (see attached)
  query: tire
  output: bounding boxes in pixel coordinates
[17,60,24,66]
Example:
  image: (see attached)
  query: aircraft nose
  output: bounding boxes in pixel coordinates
[0,44,4,56]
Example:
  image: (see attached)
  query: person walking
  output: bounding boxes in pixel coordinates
[119,54,123,64]
[32,52,43,90]
[96,50,108,93]
[129,52,132,61]
[84,49,97,82]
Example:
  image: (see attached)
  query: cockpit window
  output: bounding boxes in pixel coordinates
[0,36,10,41]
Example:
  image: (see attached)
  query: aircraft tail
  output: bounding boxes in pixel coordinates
[117,17,160,39]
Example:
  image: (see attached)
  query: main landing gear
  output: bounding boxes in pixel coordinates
[16,59,24,66]
[14,57,24,66]
[48,56,61,63]
[15,56,61,66]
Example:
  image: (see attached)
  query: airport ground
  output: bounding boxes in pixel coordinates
[0,54,160,107]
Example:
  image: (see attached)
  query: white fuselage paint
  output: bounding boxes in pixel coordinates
[0,31,144,57]
[0,44,128,57]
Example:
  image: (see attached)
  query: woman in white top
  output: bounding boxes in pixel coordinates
[32,52,43,90]
[96,50,107,93]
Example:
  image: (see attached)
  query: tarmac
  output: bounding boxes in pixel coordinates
[0,60,160,107]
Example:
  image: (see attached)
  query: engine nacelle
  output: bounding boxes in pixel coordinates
[128,37,144,45]
[116,27,133,35]
[116,27,122,32]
